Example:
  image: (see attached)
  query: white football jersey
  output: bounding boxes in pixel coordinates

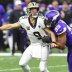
[18,16,47,43]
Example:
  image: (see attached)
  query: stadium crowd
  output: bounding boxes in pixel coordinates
[0,0,72,54]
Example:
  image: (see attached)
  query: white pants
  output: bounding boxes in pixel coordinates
[19,43,50,72]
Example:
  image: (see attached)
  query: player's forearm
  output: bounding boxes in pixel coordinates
[55,42,65,48]
[55,33,66,49]
[0,24,13,30]
[44,28,56,42]
[50,31,56,42]
[0,22,21,30]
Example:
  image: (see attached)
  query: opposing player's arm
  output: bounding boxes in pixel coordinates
[56,32,66,48]
[0,22,21,30]
[43,28,58,47]
[44,28,56,42]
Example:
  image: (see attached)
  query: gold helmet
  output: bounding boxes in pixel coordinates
[27,2,39,14]
[27,2,39,9]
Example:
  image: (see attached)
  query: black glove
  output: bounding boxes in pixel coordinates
[42,36,51,43]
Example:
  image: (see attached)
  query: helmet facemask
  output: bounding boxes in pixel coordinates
[44,17,52,28]
[29,7,39,18]
[44,18,59,29]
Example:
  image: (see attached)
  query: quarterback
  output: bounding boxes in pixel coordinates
[0,2,57,72]
[45,10,72,72]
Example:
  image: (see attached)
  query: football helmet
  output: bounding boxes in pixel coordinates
[45,10,61,28]
[27,2,39,18]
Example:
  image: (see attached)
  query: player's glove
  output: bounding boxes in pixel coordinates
[42,36,51,43]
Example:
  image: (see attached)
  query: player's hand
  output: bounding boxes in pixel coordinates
[50,42,58,48]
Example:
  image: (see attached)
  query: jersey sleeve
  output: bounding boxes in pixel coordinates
[42,19,45,29]
[18,16,26,28]
[54,24,66,35]
[39,16,45,29]
[18,17,23,27]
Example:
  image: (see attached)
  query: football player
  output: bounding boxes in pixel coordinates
[45,10,72,72]
[0,2,57,72]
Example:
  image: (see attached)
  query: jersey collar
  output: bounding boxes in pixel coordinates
[28,16,38,29]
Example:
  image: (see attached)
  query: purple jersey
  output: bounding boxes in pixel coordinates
[54,20,72,48]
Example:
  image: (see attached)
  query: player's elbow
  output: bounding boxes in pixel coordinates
[59,44,65,49]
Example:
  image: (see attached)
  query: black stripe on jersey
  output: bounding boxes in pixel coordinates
[28,17,38,29]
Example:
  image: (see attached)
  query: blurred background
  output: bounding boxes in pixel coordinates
[0,0,72,55]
